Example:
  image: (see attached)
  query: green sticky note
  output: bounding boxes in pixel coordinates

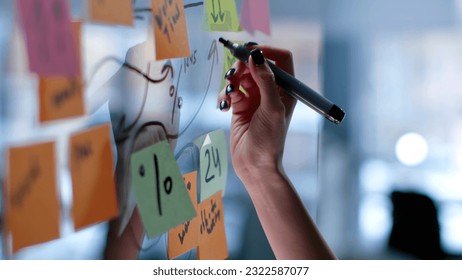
[203,0,242,32]
[130,140,196,238]
[194,129,228,201]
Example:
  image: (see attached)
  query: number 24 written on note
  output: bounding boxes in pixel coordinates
[203,145,222,183]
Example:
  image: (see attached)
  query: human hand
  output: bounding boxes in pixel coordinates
[218,45,296,183]
[218,45,336,260]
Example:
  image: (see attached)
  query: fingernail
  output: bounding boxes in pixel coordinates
[224,68,235,79]
[219,100,229,111]
[225,84,234,95]
[244,41,258,47]
[250,48,265,66]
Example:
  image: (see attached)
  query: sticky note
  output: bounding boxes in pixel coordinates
[88,0,134,26]
[130,140,196,238]
[71,21,82,75]
[197,191,228,260]
[5,141,60,254]
[38,21,84,123]
[194,129,228,201]
[38,77,85,122]
[16,0,79,76]
[167,171,199,259]
[151,0,191,60]
[203,0,241,32]
[240,0,271,35]
[69,124,119,230]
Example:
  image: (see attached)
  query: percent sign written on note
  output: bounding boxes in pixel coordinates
[131,140,196,238]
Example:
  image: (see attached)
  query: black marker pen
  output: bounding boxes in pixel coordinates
[219,37,345,124]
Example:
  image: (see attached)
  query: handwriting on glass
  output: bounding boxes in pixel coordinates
[183,49,197,74]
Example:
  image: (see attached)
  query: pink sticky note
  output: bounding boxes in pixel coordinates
[16,0,80,76]
[240,0,271,35]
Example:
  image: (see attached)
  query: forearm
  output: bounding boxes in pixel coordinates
[104,209,144,259]
[240,167,336,260]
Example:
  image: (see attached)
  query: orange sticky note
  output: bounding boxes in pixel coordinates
[168,171,199,259]
[38,77,85,123]
[89,0,134,26]
[38,22,84,123]
[69,124,119,230]
[5,141,60,254]
[197,191,228,260]
[70,21,82,75]
[152,0,191,60]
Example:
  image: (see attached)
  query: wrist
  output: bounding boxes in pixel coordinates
[233,150,283,177]
[236,162,289,195]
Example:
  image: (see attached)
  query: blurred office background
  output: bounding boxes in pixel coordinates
[2,0,462,259]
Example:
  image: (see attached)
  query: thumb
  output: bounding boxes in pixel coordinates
[248,48,284,112]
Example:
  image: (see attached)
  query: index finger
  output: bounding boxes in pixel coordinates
[246,45,294,75]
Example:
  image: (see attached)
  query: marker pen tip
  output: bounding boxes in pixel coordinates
[218,37,228,45]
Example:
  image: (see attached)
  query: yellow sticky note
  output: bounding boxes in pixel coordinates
[167,171,199,259]
[197,191,228,260]
[5,141,60,254]
[38,21,84,123]
[69,124,119,230]
[203,0,241,32]
[89,0,134,26]
[152,0,191,60]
